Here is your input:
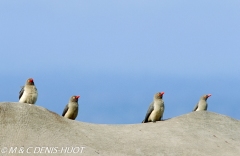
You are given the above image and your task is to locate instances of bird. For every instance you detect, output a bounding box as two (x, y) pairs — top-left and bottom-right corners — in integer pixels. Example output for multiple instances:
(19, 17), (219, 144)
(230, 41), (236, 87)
(19, 78), (38, 104)
(142, 92), (165, 123)
(193, 94), (211, 111)
(62, 95), (80, 120)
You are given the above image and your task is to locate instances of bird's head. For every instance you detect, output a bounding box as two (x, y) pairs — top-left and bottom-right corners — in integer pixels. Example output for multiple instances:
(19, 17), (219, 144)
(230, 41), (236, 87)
(202, 94), (211, 100)
(26, 78), (34, 85)
(71, 95), (80, 102)
(155, 92), (164, 99)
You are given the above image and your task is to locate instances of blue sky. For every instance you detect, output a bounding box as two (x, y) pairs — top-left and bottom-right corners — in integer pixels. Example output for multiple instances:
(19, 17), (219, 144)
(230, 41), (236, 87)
(0, 1), (239, 124)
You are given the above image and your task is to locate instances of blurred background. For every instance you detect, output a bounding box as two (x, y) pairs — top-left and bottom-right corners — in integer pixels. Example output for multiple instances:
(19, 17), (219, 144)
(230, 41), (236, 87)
(0, 0), (239, 124)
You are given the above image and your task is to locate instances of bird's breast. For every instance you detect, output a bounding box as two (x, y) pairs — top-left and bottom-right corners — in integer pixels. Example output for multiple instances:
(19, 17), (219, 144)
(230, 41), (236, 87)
(196, 101), (207, 111)
(154, 100), (164, 110)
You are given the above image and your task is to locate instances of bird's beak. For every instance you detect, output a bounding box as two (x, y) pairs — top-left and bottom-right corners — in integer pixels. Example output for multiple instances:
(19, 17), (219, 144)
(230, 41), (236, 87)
(76, 96), (80, 99)
(207, 94), (212, 97)
(160, 92), (165, 95)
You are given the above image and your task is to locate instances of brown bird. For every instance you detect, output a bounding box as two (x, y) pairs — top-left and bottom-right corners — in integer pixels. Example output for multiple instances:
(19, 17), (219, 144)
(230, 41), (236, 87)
(193, 94), (211, 111)
(62, 95), (80, 120)
(19, 78), (38, 104)
(142, 92), (165, 123)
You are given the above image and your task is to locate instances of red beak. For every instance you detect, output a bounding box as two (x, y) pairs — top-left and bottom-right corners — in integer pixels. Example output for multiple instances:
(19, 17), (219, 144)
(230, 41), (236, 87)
(207, 94), (211, 97)
(76, 96), (80, 99)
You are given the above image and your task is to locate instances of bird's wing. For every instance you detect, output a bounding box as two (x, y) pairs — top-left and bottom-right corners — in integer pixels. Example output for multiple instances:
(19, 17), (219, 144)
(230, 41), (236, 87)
(62, 104), (69, 116)
(193, 103), (199, 111)
(19, 86), (24, 100)
(142, 102), (154, 123)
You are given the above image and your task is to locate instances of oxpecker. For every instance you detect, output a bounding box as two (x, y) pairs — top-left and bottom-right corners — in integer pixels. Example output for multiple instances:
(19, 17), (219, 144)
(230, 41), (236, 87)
(19, 78), (38, 104)
(142, 92), (165, 123)
(193, 94), (211, 111)
(62, 95), (80, 120)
